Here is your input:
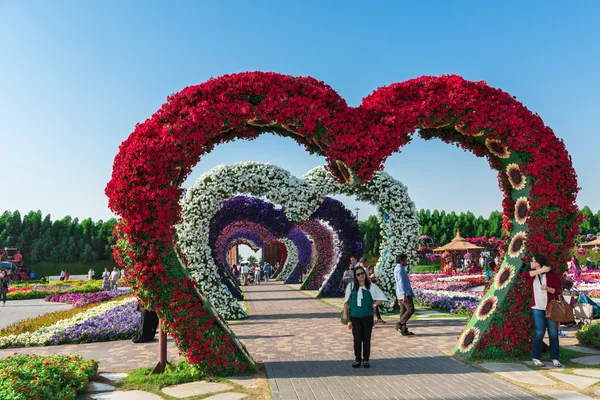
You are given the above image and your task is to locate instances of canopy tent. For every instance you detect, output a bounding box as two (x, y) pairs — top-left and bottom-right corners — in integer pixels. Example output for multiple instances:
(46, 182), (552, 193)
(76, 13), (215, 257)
(434, 230), (484, 274)
(581, 237), (600, 248)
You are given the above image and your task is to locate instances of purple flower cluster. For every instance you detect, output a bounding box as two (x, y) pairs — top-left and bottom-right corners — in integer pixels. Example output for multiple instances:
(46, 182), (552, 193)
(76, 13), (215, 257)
(45, 288), (132, 307)
(413, 289), (479, 316)
(310, 198), (364, 297)
(209, 196), (294, 298)
(50, 301), (140, 344)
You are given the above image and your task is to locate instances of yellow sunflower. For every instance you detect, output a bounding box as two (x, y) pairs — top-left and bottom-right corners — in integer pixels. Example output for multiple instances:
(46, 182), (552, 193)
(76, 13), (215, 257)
(455, 124), (485, 137)
(508, 232), (527, 258)
(506, 163), (527, 190)
(495, 265), (516, 290)
(457, 327), (481, 353)
(514, 197), (530, 225)
(485, 138), (511, 159)
(475, 296), (498, 321)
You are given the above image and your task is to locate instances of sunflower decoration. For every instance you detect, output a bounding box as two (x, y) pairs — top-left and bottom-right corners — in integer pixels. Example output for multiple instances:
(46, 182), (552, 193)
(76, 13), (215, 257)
(506, 163), (527, 191)
(457, 327), (481, 353)
(455, 123), (485, 137)
(475, 296), (498, 321)
(508, 232), (527, 258)
(514, 197), (530, 225)
(485, 138), (511, 159)
(495, 265), (516, 290)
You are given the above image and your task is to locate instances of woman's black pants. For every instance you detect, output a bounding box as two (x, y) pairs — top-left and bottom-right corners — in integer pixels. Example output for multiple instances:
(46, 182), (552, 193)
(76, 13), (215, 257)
(351, 316), (374, 362)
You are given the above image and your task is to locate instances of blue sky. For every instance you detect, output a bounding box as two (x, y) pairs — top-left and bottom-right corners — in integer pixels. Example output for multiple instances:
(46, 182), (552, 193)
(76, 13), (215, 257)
(1, 1), (599, 222)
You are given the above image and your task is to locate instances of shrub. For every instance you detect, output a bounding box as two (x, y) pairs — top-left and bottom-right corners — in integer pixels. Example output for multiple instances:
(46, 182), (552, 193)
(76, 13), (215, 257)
(0, 354), (97, 400)
(576, 322), (600, 349)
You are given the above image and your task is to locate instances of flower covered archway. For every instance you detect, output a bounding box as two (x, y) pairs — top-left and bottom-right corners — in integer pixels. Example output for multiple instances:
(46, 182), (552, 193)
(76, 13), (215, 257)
(107, 72), (580, 369)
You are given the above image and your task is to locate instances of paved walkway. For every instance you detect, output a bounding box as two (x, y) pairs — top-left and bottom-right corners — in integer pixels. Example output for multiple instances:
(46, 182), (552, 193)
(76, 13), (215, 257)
(0, 298), (73, 328)
(231, 282), (536, 399)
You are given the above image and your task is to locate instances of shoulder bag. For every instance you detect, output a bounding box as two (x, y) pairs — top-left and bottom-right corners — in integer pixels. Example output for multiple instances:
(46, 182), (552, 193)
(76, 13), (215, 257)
(540, 275), (574, 323)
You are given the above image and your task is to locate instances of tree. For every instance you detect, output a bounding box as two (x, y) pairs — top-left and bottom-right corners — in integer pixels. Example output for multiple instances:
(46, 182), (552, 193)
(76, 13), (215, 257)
(358, 215), (381, 258)
(247, 255), (258, 265)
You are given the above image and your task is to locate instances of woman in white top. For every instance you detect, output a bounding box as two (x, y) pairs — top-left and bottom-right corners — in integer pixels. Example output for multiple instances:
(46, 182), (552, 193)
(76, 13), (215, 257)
(529, 254), (563, 367)
(343, 266), (387, 368)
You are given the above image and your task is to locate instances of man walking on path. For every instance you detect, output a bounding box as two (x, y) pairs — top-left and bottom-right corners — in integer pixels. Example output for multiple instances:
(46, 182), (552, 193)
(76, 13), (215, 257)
(241, 264), (249, 285)
(110, 267), (120, 290)
(394, 254), (415, 336)
(263, 262), (272, 282)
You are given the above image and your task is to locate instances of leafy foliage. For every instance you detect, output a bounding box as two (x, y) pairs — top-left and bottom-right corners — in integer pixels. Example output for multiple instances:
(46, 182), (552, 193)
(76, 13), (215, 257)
(0, 354), (97, 400)
(0, 210), (116, 264)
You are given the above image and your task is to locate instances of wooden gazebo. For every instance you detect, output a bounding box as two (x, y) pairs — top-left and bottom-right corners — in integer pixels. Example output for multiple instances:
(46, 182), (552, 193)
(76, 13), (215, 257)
(434, 230), (484, 274)
(582, 237), (600, 248)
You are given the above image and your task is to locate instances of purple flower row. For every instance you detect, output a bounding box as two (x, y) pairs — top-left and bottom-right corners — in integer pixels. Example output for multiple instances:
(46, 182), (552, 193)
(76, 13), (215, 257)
(50, 301), (140, 345)
(45, 288), (132, 307)
(413, 289), (479, 316)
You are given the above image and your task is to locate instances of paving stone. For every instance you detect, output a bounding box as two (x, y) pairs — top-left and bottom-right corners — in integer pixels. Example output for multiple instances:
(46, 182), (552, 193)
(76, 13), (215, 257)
(596, 389), (600, 396)
(572, 369), (600, 378)
(90, 391), (163, 400)
(99, 373), (128, 382)
(535, 387), (594, 399)
(85, 382), (116, 393)
(204, 393), (248, 400)
(226, 376), (259, 389)
(480, 363), (556, 386)
(548, 372), (599, 389)
(572, 355), (600, 366)
(563, 346), (600, 355)
(161, 381), (232, 398)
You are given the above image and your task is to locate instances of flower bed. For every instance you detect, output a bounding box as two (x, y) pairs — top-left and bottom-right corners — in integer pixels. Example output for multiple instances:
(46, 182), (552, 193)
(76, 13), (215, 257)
(7, 281), (104, 300)
(0, 297), (137, 348)
(414, 289), (481, 317)
(0, 354), (98, 400)
(45, 288), (132, 307)
(575, 322), (600, 349)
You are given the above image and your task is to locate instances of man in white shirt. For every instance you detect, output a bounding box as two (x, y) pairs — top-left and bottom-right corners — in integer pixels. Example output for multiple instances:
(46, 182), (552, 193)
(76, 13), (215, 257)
(110, 267), (120, 290)
(241, 264), (249, 286)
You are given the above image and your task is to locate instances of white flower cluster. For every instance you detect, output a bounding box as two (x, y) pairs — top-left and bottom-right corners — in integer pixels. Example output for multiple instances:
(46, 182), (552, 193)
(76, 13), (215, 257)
(437, 274), (484, 282)
(276, 238), (299, 281)
(304, 166), (420, 311)
(178, 162), (323, 319)
(0, 298), (135, 348)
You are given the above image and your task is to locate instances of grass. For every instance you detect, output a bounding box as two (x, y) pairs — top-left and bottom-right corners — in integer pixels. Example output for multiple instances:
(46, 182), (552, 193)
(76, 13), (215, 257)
(104, 361), (272, 400)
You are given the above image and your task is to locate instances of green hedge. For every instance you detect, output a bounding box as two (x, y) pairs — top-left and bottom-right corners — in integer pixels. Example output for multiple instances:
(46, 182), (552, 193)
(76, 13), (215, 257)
(0, 354), (98, 400)
(413, 265), (441, 273)
(29, 260), (118, 277)
(576, 322), (600, 349)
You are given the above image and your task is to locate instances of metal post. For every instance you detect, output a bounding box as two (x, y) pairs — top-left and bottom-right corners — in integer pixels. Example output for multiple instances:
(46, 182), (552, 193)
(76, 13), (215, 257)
(151, 319), (168, 374)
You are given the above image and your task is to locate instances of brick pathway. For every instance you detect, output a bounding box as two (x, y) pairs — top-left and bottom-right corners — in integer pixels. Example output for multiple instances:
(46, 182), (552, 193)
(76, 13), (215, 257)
(231, 282), (537, 399)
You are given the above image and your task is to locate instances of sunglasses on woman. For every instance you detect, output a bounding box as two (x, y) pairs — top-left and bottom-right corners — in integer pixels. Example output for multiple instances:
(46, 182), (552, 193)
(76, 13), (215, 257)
(356, 272), (365, 277)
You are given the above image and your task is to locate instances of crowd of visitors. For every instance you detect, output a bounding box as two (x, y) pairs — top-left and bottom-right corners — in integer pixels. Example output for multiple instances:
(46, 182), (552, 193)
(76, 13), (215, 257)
(232, 262), (274, 285)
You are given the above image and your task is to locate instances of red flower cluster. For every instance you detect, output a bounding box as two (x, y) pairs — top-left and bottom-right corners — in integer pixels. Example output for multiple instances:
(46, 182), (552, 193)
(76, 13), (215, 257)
(106, 72), (579, 364)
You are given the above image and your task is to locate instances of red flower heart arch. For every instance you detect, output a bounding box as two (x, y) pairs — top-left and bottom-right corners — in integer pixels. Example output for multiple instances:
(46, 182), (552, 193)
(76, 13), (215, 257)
(106, 72), (580, 371)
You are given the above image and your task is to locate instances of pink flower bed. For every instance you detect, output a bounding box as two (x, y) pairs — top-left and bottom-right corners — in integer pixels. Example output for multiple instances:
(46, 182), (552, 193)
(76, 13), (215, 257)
(45, 288), (132, 307)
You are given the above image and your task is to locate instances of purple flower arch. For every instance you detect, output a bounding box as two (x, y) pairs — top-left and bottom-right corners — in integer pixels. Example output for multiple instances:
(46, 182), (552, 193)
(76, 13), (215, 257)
(310, 197), (364, 297)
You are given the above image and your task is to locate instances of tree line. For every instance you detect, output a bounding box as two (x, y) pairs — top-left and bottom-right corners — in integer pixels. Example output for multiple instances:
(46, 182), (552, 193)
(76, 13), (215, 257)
(0, 210), (116, 265)
(3, 206), (599, 266)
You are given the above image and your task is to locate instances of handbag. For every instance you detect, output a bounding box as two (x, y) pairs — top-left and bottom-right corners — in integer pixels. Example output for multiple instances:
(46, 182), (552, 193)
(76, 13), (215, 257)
(539, 276), (574, 323)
